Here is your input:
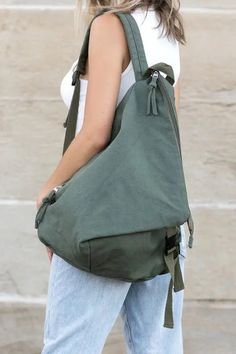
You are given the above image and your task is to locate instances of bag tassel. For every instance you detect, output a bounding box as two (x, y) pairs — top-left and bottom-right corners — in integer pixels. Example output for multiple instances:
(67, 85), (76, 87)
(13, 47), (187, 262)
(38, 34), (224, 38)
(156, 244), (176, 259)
(146, 71), (159, 116)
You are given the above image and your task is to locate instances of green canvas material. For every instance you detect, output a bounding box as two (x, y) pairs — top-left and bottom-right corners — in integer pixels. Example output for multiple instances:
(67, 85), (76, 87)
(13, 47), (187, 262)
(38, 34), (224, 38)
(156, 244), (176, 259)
(35, 10), (195, 328)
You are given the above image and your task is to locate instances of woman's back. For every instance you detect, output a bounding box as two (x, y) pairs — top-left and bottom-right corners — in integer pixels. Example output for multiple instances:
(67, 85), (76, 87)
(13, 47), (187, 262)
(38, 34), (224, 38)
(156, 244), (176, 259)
(60, 5), (180, 134)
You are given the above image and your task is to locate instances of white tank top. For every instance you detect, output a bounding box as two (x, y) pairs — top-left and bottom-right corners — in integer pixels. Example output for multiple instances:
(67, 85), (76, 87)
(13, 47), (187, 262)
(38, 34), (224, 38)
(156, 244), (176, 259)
(60, 7), (180, 135)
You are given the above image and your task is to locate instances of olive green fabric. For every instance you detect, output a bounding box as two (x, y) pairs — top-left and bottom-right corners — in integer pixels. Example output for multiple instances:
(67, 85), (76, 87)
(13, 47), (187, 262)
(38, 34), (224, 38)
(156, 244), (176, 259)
(35, 10), (194, 328)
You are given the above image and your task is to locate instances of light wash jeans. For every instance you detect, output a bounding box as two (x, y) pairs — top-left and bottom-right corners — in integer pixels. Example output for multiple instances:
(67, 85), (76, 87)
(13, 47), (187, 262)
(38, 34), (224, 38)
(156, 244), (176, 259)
(41, 225), (187, 354)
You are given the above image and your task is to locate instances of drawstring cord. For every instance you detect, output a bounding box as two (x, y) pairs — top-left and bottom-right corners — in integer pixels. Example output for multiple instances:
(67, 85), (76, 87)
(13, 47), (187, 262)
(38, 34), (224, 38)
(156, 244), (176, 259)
(146, 71), (159, 116)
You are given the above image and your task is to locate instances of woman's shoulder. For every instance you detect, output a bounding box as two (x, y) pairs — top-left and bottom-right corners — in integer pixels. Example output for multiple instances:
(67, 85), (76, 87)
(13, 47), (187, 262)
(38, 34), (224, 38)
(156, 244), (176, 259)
(89, 11), (129, 63)
(90, 11), (125, 39)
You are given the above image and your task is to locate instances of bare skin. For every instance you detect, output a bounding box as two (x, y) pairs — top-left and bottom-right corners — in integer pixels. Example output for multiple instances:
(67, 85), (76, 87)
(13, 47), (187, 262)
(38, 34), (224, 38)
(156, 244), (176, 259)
(36, 13), (181, 263)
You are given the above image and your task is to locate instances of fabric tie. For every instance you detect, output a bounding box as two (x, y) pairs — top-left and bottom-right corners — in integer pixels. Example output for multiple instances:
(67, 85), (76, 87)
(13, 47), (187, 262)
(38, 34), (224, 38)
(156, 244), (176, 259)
(163, 228), (185, 328)
(146, 71), (159, 116)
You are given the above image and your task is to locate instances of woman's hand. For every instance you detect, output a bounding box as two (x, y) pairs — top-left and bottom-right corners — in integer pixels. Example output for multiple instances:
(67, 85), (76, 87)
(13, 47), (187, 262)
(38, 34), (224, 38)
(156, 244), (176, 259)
(36, 193), (44, 210)
(36, 183), (56, 209)
(46, 247), (54, 263)
(36, 188), (54, 263)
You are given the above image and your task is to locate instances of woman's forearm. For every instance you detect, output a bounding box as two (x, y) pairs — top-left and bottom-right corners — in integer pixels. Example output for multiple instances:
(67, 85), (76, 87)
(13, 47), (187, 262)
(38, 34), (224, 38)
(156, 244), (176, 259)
(38, 130), (107, 195)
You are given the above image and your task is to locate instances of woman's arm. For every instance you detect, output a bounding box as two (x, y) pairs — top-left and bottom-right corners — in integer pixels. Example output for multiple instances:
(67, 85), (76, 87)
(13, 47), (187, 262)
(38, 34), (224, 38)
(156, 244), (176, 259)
(36, 13), (128, 207)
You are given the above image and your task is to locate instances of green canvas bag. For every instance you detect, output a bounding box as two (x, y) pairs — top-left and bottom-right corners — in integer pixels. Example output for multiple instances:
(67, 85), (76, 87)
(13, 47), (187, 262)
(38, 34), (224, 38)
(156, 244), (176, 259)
(35, 9), (194, 328)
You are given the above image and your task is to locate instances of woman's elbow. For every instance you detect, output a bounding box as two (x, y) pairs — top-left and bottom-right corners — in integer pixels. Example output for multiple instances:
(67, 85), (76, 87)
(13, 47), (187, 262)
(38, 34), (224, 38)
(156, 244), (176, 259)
(79, 129), (110, 152)
(92, 136), (109, 151)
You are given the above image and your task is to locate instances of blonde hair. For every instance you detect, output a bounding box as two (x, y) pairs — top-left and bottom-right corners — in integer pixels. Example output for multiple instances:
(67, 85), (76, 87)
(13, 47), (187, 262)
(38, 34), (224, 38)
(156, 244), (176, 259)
(75, 0), (186, 45)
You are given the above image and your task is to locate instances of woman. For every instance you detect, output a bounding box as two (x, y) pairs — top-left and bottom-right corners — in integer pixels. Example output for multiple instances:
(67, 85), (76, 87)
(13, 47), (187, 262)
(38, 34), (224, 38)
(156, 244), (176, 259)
(36, 1), (187, 353)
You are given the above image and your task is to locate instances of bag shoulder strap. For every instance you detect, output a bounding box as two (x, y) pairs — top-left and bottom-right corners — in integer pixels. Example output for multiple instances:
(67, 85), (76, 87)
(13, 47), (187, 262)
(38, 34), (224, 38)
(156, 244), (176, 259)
(62, 9), (107, 154)
(73, 10), (151, 85)
(62, 10), (175, 154)
(62, 10), (149, 154)
(117, 13), (175, 84)
(76, 11), (150, 83)
(115, 12), (148, 81)
(115, 13), (175, 84)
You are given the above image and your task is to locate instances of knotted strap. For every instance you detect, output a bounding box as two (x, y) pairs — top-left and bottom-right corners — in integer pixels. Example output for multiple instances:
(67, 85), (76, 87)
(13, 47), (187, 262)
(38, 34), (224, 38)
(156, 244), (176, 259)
(163, 227), (185, 328)
(187, 212), (194, 248)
